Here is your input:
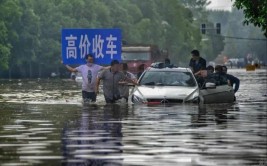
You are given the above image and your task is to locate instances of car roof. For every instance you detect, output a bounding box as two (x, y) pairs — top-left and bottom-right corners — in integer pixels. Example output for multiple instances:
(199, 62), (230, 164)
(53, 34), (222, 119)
(145, 67), (192, 73)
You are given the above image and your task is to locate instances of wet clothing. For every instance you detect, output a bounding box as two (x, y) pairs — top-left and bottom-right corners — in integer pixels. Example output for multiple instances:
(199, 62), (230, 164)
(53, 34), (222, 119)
(98, 69), (127, 103)
(205, 72), (228, 86)
(189, 57), (206, 73)
(119, 71), (136, 101)
(226, 74), (240, 93)
(82, 91), (96, 102)
(75, 64), (103, 93)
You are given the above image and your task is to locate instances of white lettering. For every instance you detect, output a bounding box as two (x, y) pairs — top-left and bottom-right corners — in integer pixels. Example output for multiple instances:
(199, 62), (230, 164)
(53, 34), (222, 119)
(65, 35), (77, 59)
(106, 35), (117, 59)
(92, 35), (104, 59)
(79, 34), (91, 59)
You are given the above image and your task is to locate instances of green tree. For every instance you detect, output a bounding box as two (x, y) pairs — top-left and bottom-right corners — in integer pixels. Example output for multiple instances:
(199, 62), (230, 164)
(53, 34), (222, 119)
(233, 0), (267, 37)
(0, 0), (214, 78)
(0, 0), (21, 70)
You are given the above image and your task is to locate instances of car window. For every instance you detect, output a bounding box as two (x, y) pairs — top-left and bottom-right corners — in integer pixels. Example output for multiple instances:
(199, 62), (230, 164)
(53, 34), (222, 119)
(139, 71), (196, 87)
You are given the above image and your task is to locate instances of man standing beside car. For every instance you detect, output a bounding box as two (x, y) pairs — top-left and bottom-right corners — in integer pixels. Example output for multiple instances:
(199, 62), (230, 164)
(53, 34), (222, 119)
(96, 60), (138, 104)
(189, 49), (206, 74)
(189, 50), (207, 87)
(119, 63), (138, 102)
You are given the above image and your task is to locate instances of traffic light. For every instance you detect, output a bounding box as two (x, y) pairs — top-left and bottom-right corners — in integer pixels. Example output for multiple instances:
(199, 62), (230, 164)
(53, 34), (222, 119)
(216, 23), (221, 34)
(201, 24), (206, 34)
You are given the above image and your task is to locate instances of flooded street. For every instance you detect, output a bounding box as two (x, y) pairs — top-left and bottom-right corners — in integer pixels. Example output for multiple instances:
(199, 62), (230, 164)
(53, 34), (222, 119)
(0, 69), (266, 166)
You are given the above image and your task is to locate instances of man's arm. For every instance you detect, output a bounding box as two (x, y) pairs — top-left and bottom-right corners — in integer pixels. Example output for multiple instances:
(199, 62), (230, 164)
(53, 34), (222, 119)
(100, 66), (111, 70)
(95, 70), (105, 94)
(232, 76), (240, 93)
(194, 70), (201, 76)
(95, 77), (101, 94)
(124, 75), (138, 85)
(61, 61), (78, 72)
(129, 73), (138, 83)
(65, 64), (78, 72)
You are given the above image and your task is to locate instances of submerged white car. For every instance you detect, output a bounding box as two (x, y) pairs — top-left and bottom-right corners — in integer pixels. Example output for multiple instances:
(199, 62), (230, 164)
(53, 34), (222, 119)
(130, 65), (235, 105)
(130, 67), (199, 104)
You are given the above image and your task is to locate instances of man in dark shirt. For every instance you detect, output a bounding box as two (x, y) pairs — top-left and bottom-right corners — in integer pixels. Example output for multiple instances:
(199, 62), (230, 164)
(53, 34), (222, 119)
(189, 50), (206, 87)
(189, 50), (206, 74)
(222, 65), (240, 93)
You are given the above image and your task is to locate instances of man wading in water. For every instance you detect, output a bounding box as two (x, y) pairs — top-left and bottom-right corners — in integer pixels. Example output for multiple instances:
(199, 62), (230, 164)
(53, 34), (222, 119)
(96, 60), (138, 104)
(63, 54), (109, 102)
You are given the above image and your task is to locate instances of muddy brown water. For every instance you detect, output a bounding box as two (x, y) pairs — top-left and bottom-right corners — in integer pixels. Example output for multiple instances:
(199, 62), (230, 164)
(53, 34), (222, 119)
(0, 69), (266, 166)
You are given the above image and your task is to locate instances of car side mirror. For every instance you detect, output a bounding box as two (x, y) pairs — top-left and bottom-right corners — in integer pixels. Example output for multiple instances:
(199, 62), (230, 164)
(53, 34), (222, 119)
(205, 82), (216, 89)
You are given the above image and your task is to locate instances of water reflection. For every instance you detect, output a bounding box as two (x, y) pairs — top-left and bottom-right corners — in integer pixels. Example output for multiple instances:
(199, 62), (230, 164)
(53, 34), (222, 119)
(0, 69), (266, 166)
(62, 104), (129, 165)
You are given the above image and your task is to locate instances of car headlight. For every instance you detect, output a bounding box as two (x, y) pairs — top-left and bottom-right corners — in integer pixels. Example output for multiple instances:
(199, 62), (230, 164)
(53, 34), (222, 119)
(131, 94), (146, 104)
(185, 89), (199, 103)
(130, 87), (147, 104)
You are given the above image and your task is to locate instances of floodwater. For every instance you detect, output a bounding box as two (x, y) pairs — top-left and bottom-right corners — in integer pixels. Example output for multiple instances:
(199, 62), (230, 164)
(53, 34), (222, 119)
(0, 69), (266, 166)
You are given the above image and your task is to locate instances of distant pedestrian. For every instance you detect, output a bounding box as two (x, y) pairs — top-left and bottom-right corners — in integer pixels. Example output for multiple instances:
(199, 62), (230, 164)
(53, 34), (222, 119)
(63, 54), (109, 102)
(164, 58), (174, 68)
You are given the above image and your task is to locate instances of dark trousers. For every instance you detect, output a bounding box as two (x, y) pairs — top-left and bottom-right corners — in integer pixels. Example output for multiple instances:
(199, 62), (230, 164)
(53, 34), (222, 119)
(82, 91), (96, 102)
(104, 95), (121, 104)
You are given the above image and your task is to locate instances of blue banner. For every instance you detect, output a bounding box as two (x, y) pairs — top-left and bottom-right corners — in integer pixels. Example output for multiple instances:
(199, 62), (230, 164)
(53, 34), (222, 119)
(62, 29), (122, 65)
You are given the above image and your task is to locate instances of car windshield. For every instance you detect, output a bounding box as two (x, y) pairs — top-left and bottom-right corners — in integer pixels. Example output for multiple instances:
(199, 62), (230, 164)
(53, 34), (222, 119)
(139, 71), (196, 87)
(122, 52), (150, 61)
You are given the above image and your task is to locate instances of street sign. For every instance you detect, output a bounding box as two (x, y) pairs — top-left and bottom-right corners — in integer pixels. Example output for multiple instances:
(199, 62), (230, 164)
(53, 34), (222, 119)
(62, 29), (122, 65)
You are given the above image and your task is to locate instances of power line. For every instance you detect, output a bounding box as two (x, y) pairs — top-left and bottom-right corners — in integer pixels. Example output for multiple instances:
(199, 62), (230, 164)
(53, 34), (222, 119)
(223, 35), (266, 41)
(206, 34), (267, 41)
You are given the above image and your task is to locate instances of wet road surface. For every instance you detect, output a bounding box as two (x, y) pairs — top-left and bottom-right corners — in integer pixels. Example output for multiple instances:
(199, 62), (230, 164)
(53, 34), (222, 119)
(0, 69), (266, 166)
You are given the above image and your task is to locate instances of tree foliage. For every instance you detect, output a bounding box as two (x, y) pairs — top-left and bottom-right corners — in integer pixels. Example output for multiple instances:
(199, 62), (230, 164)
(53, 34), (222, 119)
(208, 9), (266, 64)
(0, 0), (226, 78)
(233, 0), (267, 37)
(0, 0), (21, 70)
(0, 0), (212, 78)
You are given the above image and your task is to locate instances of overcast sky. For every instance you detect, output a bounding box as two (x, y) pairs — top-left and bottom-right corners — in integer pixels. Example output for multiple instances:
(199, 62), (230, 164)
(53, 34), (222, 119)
(206, 0), (234, 11)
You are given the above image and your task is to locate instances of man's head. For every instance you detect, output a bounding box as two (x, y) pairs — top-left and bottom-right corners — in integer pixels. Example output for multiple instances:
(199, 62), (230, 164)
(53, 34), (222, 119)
(165, 58), (170, 65)
(191, 50), (200, 60)
(85, 54), (94, 64)
(122, 63), (128, 72)
(215, 65), (223, 73)
(222, 65), (227, 74)
(206, 65), (214, 74)
(138, 64), (145, 72)
(111, 60), (120, 72)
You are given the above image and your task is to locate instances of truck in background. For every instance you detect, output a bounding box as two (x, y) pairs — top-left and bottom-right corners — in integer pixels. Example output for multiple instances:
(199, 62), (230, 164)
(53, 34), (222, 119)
(121, 45), (168, 74)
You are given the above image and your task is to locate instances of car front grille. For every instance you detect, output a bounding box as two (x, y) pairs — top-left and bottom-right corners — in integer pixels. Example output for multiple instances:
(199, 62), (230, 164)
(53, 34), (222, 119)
(146, 99), (184, 103)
